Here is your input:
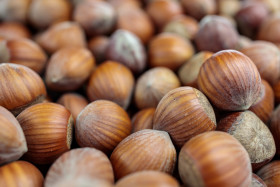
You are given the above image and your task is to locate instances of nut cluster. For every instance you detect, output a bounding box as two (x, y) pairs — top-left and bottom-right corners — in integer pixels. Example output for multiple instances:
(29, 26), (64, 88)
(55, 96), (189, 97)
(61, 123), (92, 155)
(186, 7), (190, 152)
(0, 0), (280, 187)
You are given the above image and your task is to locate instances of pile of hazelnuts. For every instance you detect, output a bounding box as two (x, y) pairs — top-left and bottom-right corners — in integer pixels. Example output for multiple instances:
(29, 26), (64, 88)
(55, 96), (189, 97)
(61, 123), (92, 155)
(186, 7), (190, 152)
(0, 0), (280, 186)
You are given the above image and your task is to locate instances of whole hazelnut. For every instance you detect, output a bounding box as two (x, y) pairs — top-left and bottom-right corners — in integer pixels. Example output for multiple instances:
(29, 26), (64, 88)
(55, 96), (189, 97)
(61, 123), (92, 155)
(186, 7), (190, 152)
(257, 161), (280, 186)
(116, 7), (154, 44)
(179, 131), (252, 187)
(0, 22), (30, 40)
(45, 148), (114, 187)
(148, 33), (194, 70)
(251, 173), (267, 187)
(76, 100), (131, 154)
(153, 87), (216, 148)
(241, 41), (280, 85)
(146, 0), (183, 29)
(16, 103), (74, 164)
(0, 38), (47, 74)
(194, 15), (239, 52)
(273, 80), (280, 104)
(28, 0), (71, 29)
(258, 14), (280, 44)
(88, 36), (109, 63)
(106, 29), (147, 74)
(269, 105), (280, 156)
(197, 50), (262, 111)
(87, 61), (134, 109)
(0, 106), (27, 165)
(74, 0), (116, 36)
(45, 47), (95, 91)
(0, 0), (31, 23)
(131, 108), (155, 132)
(0, 63), (46, 115)
(36, 21), (86, 54)
(57, 93), (88, 125)
(217, 111), (276, 170)
(178, 51), (213, 88)
(110, 129), (176, 179)
(181, 0), (217, 20)
(0, 161), (43, 187)
(163, 15), (199, 40)
(115, 171), (179, 187)
(134, 67), (180, 109)
(235, 2), (269, 38)
(249, 80), (274, 124)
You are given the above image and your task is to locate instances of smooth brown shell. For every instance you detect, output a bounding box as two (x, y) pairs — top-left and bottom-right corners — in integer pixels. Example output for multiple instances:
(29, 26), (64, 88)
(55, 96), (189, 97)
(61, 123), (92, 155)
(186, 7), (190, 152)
(179, 131), (252, 187)
(197, 50), (262, 111)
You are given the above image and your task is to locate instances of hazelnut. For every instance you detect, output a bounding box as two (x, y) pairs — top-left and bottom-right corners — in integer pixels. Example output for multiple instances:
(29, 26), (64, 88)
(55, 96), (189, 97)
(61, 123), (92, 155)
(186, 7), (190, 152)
(258, 14), (280, 44)
(273, 80), (280, 104)
(248, 0), (280, 13)
(235, 2), (269, 38)
(57, 93), (88, 125)
(146, 0), (183, 29)
(131, 108), (155, 132)
(194, 15), (239, 52)
(181, 0), (217, 20)
(269, 105), (280, 156)
(88, 36), (109, 63)
(0, 106), (27, 165)
(217, 0), (241, 17)
(116, 7), (154, 44)
(28, 0), (71, 29)
(178, 51), (213, 88)
(110, 129), (176, 179)
(108, 0), (142, 9)
(0, 22), (30, 40)
(36, 21), (86, 54)
(47, 179), (113, 187)
(0, 38), (47, 74)
(45, 47), (95, 91)
(217, 111), (276, 170)
(162, 15), (199, 40)
(0, 0), (31, 23)
(73, 0), (116, 36)
(115, 171), (179, 187)
(106, 29), (147, 74)
(179, 131), (252, 187)
(0, 161), (43, 187)
(16, 103), (74, 164)
(134, 67), (180, 109)
(76, 100), (131, 154)
(45, 148), (114, 187)
(153, 87), (216, 147)
(251, 173), (267, 187)
(197, 50), (262, 111)
(241, 40), (280, 85)
(0, 63), (46, 115)
(87, 61), (135, 109)
(257, 161), (280, 186)
(249, 80), (274, 124)
(148, 33), (194, 70)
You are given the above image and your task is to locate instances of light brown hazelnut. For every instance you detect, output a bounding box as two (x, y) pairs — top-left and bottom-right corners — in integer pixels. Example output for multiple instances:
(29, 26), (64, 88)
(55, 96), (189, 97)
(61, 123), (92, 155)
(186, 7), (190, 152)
(181, 0), (217, 20)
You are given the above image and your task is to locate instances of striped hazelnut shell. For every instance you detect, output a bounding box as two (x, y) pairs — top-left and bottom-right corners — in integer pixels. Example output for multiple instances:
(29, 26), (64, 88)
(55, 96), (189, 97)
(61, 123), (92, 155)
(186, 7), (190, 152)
(0, 38), (47, 74)
(197, 50), (262, 111)
(0, 63), (46, 115)
(257, 161), (280, 187)
(217, 110), (276, 170)
(134, 67), (180, 109)
(87, 61), (134, 109)
(110, 129), (176, 180)
(249, 79), (274, 124)
(115, 171), (179, 187)
(131, 108), (155, 133)
(75, 100), (131, 154)
(0, 161), (43, 187)
(153, 86), (216, 148)
(0, 106), (27, 165)
(45, 47), (95, 91)
(179, 131), (252, 187)
(45, 148), (114, 187)
(16, 102), (73, 164)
